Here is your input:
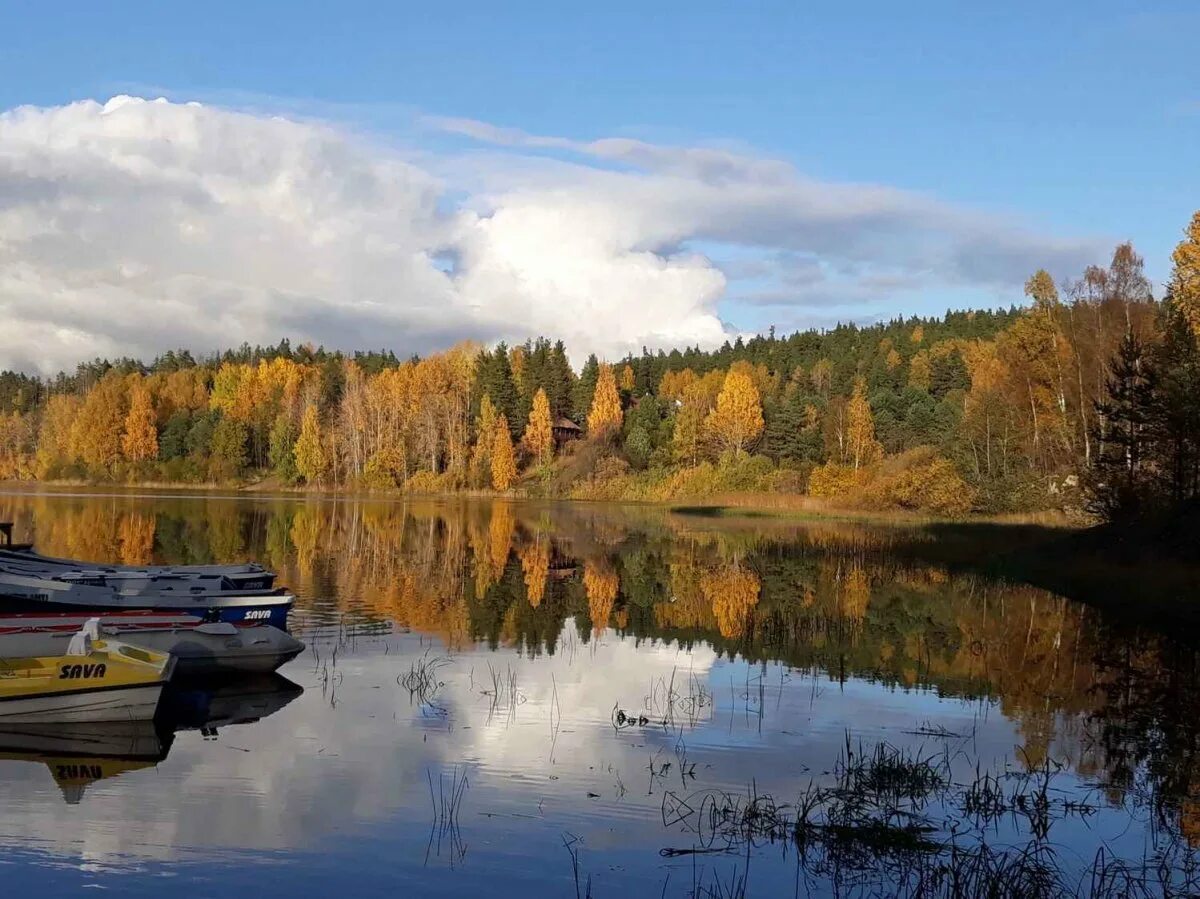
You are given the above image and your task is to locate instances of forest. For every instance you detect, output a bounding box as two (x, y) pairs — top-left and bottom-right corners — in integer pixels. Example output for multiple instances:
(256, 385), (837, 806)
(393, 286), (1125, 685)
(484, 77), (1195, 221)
(0, 211), (1197, 520)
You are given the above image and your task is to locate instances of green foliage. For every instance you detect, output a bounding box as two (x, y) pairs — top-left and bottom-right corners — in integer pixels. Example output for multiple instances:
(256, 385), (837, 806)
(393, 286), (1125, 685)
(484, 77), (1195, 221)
(573, 354), (600, 425)
(624, 425), (652, 470)
(159, 411), (192, 461)
(208, 415), (248, 481)
(475, 343), (521, 436)
(268, 413), (299, 484)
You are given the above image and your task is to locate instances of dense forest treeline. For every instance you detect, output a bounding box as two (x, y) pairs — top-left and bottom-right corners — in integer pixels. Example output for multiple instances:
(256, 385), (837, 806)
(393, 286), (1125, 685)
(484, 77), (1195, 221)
(1, 211), (1198, 518)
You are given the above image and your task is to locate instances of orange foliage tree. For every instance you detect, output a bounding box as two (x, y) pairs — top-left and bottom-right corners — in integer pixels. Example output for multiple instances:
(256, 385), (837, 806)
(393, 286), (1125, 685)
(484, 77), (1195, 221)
(700, 565), (761, 639)
(583, 559), (619, 635)
(705, 368), (764, 457)
(586, 363), (622, 437)
(122, 377), (158, 463)
(491, 414), (517, 491)
(522, 388), (553, 463)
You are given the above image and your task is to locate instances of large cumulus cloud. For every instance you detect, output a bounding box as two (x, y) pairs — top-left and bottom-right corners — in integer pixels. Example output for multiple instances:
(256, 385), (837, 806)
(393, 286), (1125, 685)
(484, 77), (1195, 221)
(0, 97), (1104, 374)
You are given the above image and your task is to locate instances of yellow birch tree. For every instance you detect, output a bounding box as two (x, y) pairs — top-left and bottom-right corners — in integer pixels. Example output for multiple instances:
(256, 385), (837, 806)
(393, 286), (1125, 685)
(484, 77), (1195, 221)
(122, 377), (159, 463)
(846, 377), (881, 471)
(1171, 210), (1200, 337)
(294, 404), (327, 485)
(704, 369), (764, 456)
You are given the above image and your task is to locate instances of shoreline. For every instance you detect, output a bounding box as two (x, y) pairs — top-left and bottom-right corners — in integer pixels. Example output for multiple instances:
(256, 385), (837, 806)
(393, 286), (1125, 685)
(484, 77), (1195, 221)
(0, 478), (1086, 528)
(1, 481), (1197, 639)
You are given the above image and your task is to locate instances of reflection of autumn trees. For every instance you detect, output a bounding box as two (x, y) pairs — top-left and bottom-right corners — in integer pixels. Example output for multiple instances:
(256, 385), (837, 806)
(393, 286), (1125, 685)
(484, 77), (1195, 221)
(583, 559), (619, 635)
(117, 512), (156, 565)
(9, 494), (1200, 830)
(840, 565), (871, 623)
(700, 564), (761, 638)
(519, 535), (550, 608)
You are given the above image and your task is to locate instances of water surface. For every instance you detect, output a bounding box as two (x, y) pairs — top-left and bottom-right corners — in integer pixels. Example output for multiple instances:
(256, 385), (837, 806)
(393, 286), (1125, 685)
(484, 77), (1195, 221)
(0, 491), (1197, 897)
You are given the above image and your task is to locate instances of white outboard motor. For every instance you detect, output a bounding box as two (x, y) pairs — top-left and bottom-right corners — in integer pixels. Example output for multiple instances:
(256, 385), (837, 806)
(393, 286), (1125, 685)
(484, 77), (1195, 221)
(66, 617), (103, 656)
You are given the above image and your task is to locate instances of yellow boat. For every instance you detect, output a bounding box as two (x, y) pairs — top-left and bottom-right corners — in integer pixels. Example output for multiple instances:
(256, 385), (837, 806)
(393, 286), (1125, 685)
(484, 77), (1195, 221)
(0, 635), (176, 724)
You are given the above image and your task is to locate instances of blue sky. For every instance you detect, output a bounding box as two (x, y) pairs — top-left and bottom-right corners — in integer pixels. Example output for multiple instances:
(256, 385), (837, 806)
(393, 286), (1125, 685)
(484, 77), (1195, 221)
(0, 1), (1196, 368)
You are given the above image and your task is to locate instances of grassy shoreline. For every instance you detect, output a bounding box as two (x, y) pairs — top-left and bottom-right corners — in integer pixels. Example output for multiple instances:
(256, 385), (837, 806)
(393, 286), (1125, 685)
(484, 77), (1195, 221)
(0, 477), (1085, 526)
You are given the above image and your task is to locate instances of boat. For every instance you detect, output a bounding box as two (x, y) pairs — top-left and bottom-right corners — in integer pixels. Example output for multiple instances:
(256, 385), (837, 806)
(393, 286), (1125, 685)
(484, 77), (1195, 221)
(0, 523), (292, 627)
(159, 672), (304, 732)
(0, 623), (176, 724)
(0, 612), (305, 676)
(0, 721), (170, 803)
(0, 570), (294, 629)
(0, 522), (275, 590)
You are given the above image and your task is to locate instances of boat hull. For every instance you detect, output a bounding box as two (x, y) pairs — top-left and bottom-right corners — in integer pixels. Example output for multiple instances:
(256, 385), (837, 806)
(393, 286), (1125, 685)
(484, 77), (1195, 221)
(0, 614), (305, 677)
(0, 682), (166, 724)
(0, 593), (293, 630)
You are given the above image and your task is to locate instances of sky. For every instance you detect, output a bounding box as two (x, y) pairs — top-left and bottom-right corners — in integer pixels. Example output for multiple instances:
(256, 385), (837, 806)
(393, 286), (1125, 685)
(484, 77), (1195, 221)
(0, 1), (1196, 373)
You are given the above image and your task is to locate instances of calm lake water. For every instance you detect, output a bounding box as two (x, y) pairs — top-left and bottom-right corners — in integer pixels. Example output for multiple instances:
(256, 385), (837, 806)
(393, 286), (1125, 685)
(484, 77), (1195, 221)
(0, 490), (1198, 897)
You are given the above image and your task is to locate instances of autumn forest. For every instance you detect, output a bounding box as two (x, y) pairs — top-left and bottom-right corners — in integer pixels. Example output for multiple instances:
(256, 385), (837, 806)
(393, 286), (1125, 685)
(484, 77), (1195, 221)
(1, 211), (1198, 520)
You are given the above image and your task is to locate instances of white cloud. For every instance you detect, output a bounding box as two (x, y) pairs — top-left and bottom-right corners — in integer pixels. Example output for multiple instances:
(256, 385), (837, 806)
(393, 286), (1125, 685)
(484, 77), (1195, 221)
(0, 97), (1106, 374)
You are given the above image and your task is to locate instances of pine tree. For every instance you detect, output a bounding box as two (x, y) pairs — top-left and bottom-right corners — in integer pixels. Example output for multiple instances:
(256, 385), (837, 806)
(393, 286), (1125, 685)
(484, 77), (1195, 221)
(523, 388), (553, 463)
(491, 414), (517, 490)
(547, 340), (575, 420)
(479, 344), (520, 435)
(763, 389), (822, 464)
(573, 354), (600, 422)
(122, 378), (158, 463)
(294, 404), (327, 485)
(1091, 332), (1158, 519)
(587, 363), (623, 437)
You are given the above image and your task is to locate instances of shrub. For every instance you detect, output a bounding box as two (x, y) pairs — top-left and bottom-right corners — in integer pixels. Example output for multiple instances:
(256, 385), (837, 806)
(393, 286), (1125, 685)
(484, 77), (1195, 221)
(865, 447), (976, 516)
(808, 463), (862, 499)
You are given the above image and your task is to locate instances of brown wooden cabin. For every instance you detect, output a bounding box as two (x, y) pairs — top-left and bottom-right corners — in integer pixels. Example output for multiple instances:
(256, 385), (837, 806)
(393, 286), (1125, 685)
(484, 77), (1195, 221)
(552, 417), (583, 446)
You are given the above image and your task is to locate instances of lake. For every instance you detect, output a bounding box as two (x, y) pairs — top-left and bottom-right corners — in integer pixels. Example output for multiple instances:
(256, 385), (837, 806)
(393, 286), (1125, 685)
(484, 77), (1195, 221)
(0, 490), (1197, 897)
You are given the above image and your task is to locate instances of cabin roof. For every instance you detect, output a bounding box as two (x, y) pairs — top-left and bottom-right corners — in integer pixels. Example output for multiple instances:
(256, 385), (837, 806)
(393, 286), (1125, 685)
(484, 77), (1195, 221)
(553, 417), (582, 431)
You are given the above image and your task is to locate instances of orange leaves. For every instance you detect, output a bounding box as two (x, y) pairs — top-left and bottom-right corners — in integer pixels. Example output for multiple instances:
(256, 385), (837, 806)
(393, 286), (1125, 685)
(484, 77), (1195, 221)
(69, 371), (128, 473)
(117, 512), (156, 566)
(700, 565), (760, 639)
(586, 363), (623, 437)
(1024, 269), (1060, 311)
(583, 558), (619, 634)
(620, 364), (636, 392)
(1172, 210), (1200, 338)
(846, 377), (881, 471)
(840, 566), (871, 623)
(490, 414), (517, 491)
(519, 535), (550, 608)
(704, 368), (764, 457)
(522, 388), (554, 463)
(909, 351), (932, 391)
(122, 376), (158, 463)
(294, 404), (327, 485)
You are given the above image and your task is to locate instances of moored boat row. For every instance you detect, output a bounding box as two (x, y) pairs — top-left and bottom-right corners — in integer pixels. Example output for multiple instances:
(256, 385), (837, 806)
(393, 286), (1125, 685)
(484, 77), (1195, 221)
(0, 521), (294, 628)
(0, 522), (304, 729)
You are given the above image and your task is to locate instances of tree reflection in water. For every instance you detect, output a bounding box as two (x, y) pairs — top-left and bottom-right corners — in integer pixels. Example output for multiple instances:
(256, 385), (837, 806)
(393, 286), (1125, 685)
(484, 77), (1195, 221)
(3, 493), (1200, 884)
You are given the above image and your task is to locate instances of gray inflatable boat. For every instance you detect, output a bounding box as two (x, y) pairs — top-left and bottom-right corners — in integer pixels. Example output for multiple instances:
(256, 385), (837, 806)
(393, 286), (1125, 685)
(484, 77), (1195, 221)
(0, 613), (304, 676)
